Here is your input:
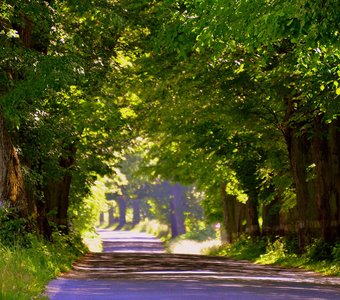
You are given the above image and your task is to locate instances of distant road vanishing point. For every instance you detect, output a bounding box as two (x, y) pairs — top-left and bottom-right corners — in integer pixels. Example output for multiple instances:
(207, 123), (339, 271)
(45, 229), (340, 299)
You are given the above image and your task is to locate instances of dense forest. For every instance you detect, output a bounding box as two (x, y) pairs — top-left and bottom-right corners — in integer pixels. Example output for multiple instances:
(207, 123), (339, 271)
(1, 0), (340, 252)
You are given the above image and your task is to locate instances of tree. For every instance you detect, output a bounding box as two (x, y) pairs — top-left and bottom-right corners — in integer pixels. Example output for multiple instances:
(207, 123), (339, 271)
(0, 0), (135, 237)
(129, 0), (340, 247)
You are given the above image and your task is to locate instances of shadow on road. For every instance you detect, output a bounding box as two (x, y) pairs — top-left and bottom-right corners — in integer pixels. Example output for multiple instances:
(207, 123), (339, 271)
(46, 229), (340, 300)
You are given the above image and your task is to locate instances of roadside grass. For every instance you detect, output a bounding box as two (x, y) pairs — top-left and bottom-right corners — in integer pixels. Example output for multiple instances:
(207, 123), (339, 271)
(0, 233), (87, 299)
(204, 236), (340, 277)
(133, 218), (171, 242)
(133, 219), (221, 254)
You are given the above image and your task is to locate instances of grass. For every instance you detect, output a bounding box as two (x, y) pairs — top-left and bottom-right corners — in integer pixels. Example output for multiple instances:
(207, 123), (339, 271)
(204, 236), (340, 276)
(133, 219), (171, 242)
(0, 233), (87, 299)
(133, 219), (221, 254)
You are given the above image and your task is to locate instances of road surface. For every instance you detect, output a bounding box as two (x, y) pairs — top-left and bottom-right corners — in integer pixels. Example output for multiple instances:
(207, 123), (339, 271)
(45, 229), (340, 299)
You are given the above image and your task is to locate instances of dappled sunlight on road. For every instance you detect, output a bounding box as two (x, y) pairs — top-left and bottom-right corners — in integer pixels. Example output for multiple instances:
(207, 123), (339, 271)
(65, 252), (340, 286)
(46, 230), (340, 299)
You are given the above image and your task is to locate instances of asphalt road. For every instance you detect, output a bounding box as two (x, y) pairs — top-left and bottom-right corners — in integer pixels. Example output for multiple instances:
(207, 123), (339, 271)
(45, 229), (340, 299)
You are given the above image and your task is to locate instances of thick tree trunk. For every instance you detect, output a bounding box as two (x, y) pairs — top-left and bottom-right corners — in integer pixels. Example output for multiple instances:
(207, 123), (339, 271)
(312, 116), (331, 241)
(245, 193), (260, 238)
(283, 100), (340, 246)
(44, 174), (72, 233)
(235, 200), (247, 236)
(0, 114), (28, 217)
(169, 183), (186, 238)
(221, 183), (247, 243)
(329, 119), (340, 240)
(284, 100), (318, 249)
(43, 145), (76, 234)
(312, 116), (340, 242)
(262, 196), (282, 237)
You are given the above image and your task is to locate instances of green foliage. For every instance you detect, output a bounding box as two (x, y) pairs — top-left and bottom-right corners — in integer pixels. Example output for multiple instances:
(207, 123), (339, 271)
(206, 236), (340, 276)
(305, 239), (334, 262)
(0, 209), (31, 247)
(332, 243), (340, 262)
(0, 232), (87, 299)
(69, 177), (110, 235)
(174, 224), (216, 242)
(0, 0), (142, 238)
(257, 237), (298, 264)
(208, 236), (267, 260)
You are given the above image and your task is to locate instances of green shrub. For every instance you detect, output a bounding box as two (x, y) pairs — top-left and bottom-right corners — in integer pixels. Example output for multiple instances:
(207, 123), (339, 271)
(181, 226), (216, 242)
(0, 209), (31, 247)
(207, 235), (267, 260)
(305, 239), (333, 262)
(0, 232), (87, 299)
(257, 237), (295, 264)
(205, 235), (340, 276)
(332, 242), (340, 262)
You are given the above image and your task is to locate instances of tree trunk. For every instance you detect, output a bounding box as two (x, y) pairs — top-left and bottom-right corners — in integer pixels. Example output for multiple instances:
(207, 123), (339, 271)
(328, 118), (340, 241)
(169, 183), (186, 238)
(262, 195), (282, 237)
(132, 199), (141, 226)
(245, 193), (260, 238)
(235, 200), (247, 237)
(108, 206), (116, 226)
(0, 114), (28, 217)
(220, 183), (247, 242)
(312, 116), (340, 242)
(44, 174), (72, 233)
(116, 196), (126, 229)
(284, 100), (318, 249)
(99, 211), (105, 225)
(43, 145), (76, 234)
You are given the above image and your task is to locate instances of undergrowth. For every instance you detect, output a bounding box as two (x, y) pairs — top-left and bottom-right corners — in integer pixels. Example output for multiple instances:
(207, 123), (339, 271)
(205, 236), (340, 276)
(0, 231), (87, 299)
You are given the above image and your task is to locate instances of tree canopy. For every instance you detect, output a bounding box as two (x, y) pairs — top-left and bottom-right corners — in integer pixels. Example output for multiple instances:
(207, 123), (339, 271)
(0, 0), (339, 248)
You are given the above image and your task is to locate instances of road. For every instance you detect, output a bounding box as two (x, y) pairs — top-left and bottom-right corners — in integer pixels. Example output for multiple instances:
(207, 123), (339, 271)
(45, 229), (340, 299)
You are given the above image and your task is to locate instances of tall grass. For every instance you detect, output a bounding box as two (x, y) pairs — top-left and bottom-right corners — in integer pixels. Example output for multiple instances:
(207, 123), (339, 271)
(0, 233), (87, 299)
(205, 236), (340, 276)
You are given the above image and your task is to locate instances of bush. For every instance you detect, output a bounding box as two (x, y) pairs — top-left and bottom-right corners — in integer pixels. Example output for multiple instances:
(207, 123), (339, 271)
(257, 237), (298, 264)
(332, 242), (340, 262)
(207, 235), (267, 260)
(0, 209), (31, 247)
(305, 239), (333, 262)
(181, 226), (216, 242)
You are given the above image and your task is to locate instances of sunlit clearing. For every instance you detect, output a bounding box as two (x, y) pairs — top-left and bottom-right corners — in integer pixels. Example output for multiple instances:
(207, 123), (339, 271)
(82, 231), (102, 252)
(169, 239), (221, 255)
